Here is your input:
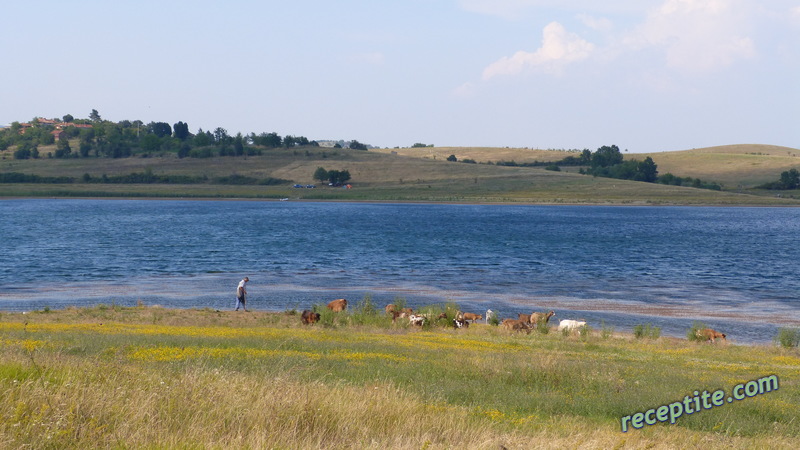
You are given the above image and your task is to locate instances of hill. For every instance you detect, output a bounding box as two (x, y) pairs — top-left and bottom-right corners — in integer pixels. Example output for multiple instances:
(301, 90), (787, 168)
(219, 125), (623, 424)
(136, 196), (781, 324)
(1, 143), (799, 205)
(636, 144), (800, 188)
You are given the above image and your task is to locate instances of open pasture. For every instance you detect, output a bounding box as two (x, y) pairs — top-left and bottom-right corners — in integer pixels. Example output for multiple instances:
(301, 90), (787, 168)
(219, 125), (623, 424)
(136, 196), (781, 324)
(1, 305), (798, 448)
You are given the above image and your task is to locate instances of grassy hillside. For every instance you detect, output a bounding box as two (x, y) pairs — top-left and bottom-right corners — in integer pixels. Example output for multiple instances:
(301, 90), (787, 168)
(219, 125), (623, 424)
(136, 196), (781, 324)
(636, 144), (800, 188)
(2, 143), (799, 205)
(1, 305), (798, 448)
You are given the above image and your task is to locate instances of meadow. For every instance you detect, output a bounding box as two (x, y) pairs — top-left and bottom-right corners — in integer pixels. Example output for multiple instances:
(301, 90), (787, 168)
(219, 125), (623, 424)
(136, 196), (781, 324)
(2, 144), (800, 205)
(1, 304), (798, 449)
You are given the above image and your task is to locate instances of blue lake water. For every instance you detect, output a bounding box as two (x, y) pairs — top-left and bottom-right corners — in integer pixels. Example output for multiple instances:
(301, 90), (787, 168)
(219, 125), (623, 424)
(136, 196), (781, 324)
(1, 199), (798, 344)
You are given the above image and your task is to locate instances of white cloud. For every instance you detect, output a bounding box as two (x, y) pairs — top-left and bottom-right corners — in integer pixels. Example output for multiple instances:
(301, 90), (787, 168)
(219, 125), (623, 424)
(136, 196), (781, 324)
(578, 14), (614, 32)
(482, 22), (594, 79)
(452, 82), (476, 98)
(623, 0), (756, 73)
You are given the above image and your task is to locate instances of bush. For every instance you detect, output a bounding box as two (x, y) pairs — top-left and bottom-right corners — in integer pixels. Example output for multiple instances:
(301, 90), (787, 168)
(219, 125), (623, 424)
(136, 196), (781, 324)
(687, 321), (707, 342)
(634, 323), (661, 339)
(487, 310), (499, 326)
(600, 320), (614, 339)
(774, 328), (800, 349)
(351, 294), (387, 326)
(579, 325), (592, 341)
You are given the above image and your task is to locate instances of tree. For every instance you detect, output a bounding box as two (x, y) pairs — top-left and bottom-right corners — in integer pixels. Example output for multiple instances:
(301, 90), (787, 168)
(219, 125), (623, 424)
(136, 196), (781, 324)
(140, 134), (162, 152)
(591, 145), (623, 168)
(447, 154), (457, 162)
(234, 133), (244, 156)
(193, 128), (211, 147)
(149, 122), (172, 138)
(313, 167), (328, 182)
(636, 157), (658, 182)
(89, 109), (102, 122)
(780, 169), (800, 190)
(213, 127), (229, 144)
(326, 169), (351, 185)
(63, 114), (74, 123)
(55, 137), (72, 158)
(349, 140), (368, 150)
(173, 121), (190, 140)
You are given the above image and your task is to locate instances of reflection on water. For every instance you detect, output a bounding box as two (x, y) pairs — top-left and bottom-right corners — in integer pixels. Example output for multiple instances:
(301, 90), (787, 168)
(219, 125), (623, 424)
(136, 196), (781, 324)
(1, 199), (799, 344)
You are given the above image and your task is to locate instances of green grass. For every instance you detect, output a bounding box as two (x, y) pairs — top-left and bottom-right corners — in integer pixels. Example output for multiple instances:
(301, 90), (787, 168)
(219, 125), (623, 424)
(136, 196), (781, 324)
(1, 305), (799, 448)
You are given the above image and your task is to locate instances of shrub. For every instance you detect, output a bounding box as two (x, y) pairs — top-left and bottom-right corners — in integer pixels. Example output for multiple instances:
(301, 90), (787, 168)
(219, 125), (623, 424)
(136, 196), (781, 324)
(535, 317), (550, 334)
(600, 320), (614, 339)
(774, 328), (800, 349)
(687, 321), (707, 342)
(487, 310), (499, 326)
(634, 323), (661, 339)
(579, 324), (591, 341)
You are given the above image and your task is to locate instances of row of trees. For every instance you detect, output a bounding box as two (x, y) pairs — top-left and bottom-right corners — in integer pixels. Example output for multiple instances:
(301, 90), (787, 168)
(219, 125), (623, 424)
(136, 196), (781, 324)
(313, 167), (352, 185)
(0, 110), (370, 160)
(455, 144), (727, 190)
(759, 169), (800, 190)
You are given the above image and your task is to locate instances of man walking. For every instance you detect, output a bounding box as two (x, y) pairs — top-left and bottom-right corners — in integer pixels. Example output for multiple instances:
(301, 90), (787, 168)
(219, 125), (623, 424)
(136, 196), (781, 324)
(235, 277), (249, 311)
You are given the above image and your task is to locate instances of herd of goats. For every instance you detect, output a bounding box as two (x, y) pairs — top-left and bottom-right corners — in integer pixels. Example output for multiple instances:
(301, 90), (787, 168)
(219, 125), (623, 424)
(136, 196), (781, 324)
(298, 298), (727, 343)
(300, 298), (587, 334)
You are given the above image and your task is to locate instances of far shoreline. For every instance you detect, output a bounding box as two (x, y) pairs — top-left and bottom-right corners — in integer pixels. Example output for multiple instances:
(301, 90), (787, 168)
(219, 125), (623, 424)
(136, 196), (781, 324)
(2, 195), (799, 208)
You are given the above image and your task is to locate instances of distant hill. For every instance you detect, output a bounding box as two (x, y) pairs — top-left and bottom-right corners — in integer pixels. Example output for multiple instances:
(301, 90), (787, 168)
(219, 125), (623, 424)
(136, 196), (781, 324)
(636, 144), (800, 188)
(372, 144), (800, 190)
(1, 142), (799, 205)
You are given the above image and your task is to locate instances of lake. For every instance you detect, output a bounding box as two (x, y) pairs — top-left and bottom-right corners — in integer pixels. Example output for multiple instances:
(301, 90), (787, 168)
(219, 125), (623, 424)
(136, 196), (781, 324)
(1, 199), (798, 344)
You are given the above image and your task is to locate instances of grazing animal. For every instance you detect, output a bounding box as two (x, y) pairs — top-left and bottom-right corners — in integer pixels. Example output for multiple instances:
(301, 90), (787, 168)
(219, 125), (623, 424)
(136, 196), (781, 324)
(518, 313), (531, 323)
(502, 319), (532, 334)
(300, 310), (320, 325)
(437, 312), (449, 320)
(453, 318), (470, 328)
(400, 308), (414, 316)
(529, 311), (556, 327)
(697, 328), (726, 343)
(408, 314), (425, 326)
(462, 312), (483, 323)
(557, 319), (586, 332)
(385, 304), (396, 314)
(326, 298), (348, 312)
(485, 309), (494, 324)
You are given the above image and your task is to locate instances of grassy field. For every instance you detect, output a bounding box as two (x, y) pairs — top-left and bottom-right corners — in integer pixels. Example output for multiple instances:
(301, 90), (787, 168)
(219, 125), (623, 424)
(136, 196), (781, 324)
(1, 304), (798, 449)
(2, 144), (800, 205)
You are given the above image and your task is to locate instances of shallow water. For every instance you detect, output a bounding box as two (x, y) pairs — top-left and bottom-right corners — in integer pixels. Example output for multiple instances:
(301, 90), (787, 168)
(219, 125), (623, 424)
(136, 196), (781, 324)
(1, 199), (798, 344)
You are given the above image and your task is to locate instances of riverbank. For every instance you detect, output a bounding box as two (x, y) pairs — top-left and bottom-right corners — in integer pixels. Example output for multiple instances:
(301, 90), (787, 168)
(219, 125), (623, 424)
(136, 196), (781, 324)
(1, 305), (798, 448)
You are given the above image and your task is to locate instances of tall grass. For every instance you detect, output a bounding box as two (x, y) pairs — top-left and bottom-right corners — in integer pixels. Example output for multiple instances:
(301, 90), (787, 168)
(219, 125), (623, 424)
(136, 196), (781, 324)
(1, 306), (799, 448)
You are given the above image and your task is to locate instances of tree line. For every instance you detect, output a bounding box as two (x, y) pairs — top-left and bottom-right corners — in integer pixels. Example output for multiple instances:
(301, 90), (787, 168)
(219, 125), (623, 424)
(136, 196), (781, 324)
(0, 110), (370, 160)
(0, 170), (289, 186)
(455, 145), (721, 190)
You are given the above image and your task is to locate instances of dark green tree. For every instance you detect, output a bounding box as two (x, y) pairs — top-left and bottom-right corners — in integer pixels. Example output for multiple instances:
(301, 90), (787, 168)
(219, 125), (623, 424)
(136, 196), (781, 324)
(55, 137), (72, 158)
(234, 133), (244, 156)
(89, 109), (101, 122)
(313, 167), (328, 182)
(447, 154), (457, 162)
(173, 121), (190, 140)
(591, 145), (623, 168)
(780, 169), (800, 189)
(636, 157), (659, 182)
(349, 140), (368, 150)
(62, 114), (74, 123)
(149, 122), (172, 138)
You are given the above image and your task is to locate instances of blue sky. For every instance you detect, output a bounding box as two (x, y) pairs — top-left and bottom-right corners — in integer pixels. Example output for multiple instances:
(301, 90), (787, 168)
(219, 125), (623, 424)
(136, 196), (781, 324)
(2, 0), (798, 152)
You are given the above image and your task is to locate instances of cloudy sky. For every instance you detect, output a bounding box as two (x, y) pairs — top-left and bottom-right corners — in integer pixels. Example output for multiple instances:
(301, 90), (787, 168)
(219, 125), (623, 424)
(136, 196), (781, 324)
(2, 0), (798, 152)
